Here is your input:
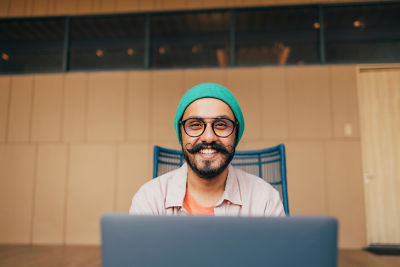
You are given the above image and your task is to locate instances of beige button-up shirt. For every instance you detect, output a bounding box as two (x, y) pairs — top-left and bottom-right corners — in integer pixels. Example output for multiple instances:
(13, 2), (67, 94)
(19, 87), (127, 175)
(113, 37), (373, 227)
(129, 163), (285, 217)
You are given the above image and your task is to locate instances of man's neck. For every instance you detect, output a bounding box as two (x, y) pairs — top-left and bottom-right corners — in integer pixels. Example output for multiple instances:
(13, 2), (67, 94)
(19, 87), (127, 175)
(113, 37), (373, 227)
(186, 167), (228, 207)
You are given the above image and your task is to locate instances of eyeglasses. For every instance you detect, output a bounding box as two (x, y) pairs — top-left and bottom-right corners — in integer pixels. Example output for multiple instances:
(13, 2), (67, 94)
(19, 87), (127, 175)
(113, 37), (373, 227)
(180, 117), (238, 138)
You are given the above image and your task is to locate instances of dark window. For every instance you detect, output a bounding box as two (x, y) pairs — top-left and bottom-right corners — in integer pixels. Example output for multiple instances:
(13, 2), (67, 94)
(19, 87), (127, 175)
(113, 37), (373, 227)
(1, 2), (400, 75)
(235, 7), (320, 66)
(324, 3), (400, 63)
(151, 11), (230, 68)
(69, 15), (146, 70)
(0, 18), (65, 74)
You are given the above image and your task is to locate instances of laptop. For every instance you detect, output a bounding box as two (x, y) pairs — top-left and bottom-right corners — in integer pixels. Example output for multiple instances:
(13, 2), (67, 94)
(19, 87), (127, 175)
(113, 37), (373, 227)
(101, 214), (338, 267)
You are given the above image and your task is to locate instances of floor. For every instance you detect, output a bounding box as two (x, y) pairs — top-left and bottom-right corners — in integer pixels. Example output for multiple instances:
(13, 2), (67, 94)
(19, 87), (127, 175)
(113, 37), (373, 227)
(0, 245), (400, 267)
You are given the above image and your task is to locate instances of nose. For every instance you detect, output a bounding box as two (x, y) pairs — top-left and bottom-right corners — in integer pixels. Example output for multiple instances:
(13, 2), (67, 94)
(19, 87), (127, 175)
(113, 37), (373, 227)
(199, 122), (218, 143)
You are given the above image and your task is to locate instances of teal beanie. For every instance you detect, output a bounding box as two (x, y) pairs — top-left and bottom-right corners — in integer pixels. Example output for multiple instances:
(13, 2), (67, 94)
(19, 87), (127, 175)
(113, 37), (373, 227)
(174, 83), (244, 145)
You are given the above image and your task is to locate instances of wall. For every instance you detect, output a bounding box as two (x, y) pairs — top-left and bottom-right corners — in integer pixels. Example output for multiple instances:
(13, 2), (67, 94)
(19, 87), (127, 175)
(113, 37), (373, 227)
(0, 65), (366, 248)
(0, 0), (383, 18)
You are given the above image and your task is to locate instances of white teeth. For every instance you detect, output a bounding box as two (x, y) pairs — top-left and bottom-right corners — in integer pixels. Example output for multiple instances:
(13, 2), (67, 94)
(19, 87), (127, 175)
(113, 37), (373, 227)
(200, 149), (216, 154)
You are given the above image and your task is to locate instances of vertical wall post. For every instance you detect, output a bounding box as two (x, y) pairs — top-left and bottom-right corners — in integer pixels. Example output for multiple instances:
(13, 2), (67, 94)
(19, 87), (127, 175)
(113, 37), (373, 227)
(62, 17), (71, 72)
(230, 9), (236, 66)
(145, 13), (151, 69)
(318, 5), (326, 64)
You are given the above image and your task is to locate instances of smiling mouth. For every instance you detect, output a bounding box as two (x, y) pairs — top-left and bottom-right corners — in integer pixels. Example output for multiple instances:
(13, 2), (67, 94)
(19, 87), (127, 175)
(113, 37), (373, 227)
(200, 148), (217, 154)
(198, 148), (219, 159)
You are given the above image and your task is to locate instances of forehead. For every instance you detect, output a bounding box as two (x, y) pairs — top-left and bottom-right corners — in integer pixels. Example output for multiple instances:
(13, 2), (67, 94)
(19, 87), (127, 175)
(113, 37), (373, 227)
(182, 98), (235, 120)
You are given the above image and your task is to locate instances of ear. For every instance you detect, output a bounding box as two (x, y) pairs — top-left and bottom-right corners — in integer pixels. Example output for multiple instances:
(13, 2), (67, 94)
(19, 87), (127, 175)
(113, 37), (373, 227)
(233, 127), (239, 148)
(179, 123), (184, 145)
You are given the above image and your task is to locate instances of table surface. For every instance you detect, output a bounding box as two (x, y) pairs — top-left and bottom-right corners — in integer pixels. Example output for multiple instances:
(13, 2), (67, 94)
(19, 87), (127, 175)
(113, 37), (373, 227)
(0, 245), (400, 267)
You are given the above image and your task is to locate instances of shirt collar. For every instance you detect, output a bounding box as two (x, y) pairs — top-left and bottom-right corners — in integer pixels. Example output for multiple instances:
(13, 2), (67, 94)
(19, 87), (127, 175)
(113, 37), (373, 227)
(165, 163), (243, 208)
(165, 163), (188, 208)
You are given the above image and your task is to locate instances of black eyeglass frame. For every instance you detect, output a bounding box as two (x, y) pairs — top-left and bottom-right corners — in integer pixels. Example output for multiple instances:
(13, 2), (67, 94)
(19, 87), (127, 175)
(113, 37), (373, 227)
(179, 117), (239, 138)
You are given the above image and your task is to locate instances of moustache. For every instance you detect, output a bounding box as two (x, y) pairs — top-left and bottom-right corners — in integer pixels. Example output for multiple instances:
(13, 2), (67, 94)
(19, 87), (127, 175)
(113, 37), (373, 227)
(185, 142), (231, 155)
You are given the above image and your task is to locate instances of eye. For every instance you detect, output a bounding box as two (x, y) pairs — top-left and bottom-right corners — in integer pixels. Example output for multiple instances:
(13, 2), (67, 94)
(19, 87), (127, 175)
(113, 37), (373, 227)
(187, 120), (203, 130)
(214, 120), (229, 129)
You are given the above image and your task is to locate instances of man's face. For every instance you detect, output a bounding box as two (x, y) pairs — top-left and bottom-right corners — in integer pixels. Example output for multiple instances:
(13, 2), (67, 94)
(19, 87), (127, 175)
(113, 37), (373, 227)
(180, 98), (236, 179)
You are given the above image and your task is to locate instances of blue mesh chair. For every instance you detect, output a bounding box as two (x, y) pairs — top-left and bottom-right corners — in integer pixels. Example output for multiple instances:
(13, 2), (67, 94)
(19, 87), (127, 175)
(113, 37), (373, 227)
(153, 144), (289, 215)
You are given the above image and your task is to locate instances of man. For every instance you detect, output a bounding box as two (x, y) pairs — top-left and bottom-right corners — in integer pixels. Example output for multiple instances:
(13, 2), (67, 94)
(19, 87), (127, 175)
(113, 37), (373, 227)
(130, 83), (284, 216)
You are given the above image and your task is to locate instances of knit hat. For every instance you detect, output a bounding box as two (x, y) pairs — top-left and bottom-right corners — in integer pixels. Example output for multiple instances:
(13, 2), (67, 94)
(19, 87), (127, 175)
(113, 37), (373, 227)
(174, 83), (244, 145)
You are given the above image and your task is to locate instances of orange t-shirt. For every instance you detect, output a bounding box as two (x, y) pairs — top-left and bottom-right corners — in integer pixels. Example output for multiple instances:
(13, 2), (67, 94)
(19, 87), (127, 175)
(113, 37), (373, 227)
(183, 191), (214, 215)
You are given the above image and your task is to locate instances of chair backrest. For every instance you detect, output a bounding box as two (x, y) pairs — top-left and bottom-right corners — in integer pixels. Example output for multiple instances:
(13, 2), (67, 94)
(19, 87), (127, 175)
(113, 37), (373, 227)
(153, 144), (289, 215)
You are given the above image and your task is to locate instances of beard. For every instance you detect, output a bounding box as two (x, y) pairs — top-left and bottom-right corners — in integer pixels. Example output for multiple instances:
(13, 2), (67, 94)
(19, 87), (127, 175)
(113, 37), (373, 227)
(182, 142), (235, 180)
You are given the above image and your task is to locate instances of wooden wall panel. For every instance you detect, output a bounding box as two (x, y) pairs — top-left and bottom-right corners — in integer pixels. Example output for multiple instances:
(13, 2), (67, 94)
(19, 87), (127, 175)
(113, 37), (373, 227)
(32, 145), (67, 244)
(155, 0), (165, 10)
(287, 66), (331, 139)
(98, 0), (116, 13)
(203, 0), (228, 8)
(226, 68), (261, 141)
(240, 0), (261, 7)
(31, 0), (48, 15)
(151, 70), (184, 142)
(269, 0), (298, 4)
(66, 144), (116, 244)
(238, 140), (280, 151)
(0, 0), (10, 16)
(183, 68), (225, 90)
(54, 0), (77, 15)
(285, 141), (327, 215)
(126, 72), (151, 141)
(8, 0), (26, 17)
(24, 0), (34, 16)
(92, 0), (100, 12)
(0, 145), (36, 243)
(31, 74), (63, 142)
(151, 140), (181, 151)
(87, 72), (126, 142)
(330, 65), (360, 139)
(228, 0), (244, 7)
(325, 141), (366, 248)
(115, 0), (139, 12)
(162, 0), (186, 10)
(47, 0), (55, 15)
(0, 76), (10, 143)
(139, 0), (155, 11)
(116, 143), (151, 212)
(62, 73), (87, 142)
(185, 0), (202, 9)
(0, 0), (384, 17)
(260, 67), (288, 139)
(8, 76), (33, 143)
(76, 0), (92, 14)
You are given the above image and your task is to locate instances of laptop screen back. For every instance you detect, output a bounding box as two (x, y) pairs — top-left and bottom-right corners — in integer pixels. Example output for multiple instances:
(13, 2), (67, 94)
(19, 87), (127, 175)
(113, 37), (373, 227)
(101, 214), (338, 267)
